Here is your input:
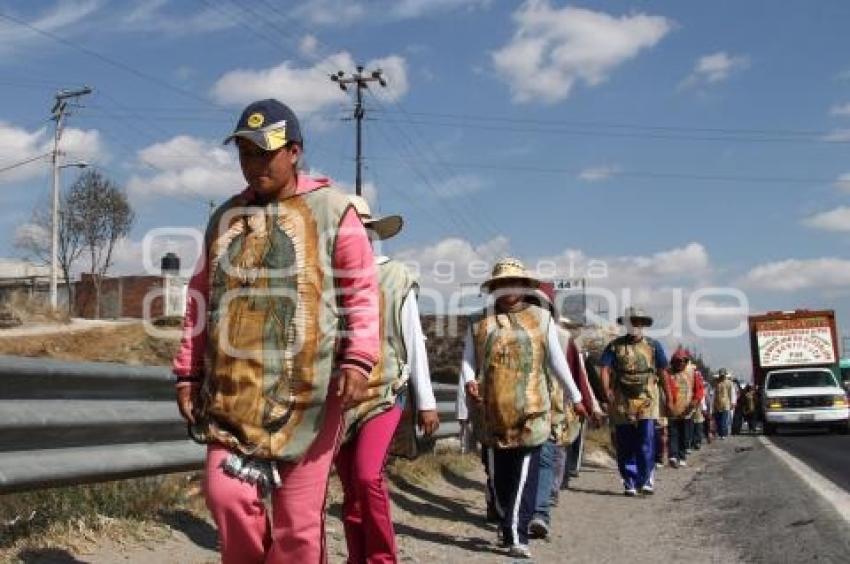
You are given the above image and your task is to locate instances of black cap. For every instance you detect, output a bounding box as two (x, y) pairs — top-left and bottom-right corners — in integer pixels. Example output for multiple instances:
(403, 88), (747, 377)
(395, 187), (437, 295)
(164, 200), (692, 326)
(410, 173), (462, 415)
(223, 99), (303, 151)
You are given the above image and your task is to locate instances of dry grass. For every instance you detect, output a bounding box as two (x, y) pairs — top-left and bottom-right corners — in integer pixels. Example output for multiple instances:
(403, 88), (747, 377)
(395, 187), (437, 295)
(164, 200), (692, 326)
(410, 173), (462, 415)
(585, 425), (616, 457)
(0, 473), (204, 561)
(0, 322), (180, 366)
(2, 292), (69, 325)
(387, 446), (478, 487)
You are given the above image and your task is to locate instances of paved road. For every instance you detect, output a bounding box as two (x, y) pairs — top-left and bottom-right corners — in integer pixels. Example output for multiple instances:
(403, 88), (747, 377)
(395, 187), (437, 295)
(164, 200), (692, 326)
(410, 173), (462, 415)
(703, 435), (850, 563)
(768, 431), (850, 492)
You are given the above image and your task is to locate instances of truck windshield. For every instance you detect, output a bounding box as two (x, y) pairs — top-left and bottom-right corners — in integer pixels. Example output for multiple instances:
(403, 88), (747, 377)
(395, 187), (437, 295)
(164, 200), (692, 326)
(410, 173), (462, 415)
(766, 371), (837, 390)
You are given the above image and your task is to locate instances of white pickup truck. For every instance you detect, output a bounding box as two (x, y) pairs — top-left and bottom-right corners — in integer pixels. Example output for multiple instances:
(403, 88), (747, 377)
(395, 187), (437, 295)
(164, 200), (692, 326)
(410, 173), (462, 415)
(762, 368), (849, 435)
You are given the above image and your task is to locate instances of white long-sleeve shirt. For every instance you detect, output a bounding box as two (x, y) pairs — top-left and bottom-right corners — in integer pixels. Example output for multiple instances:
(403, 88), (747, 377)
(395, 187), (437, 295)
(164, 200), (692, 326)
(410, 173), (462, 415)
(377, 256), (436, 412)
(400, 287), (437, 411)
(456, 319), (582, 420)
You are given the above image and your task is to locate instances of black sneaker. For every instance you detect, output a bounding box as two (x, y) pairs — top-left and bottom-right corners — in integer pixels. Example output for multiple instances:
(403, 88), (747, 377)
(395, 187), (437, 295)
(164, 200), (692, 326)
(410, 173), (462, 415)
(528, 517), (550, 539)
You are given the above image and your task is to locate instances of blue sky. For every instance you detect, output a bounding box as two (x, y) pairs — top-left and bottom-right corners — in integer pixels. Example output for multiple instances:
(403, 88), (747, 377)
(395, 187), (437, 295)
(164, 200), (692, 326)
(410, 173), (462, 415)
(1, 0), (850, 377)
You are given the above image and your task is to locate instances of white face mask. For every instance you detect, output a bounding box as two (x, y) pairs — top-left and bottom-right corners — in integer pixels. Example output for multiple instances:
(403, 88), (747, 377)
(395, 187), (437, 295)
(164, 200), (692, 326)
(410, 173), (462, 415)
(626, 325), (644, 339)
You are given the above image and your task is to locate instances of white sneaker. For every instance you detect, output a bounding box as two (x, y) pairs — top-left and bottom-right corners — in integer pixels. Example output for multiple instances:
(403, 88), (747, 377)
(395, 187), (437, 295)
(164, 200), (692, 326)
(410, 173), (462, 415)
(509, 544), (532, 559)
(668, 457), (679, 468)
(641, 484), (655, 495)
(655, 462), (664, 469)
(679, 460), (688, 467)
(624, 487), (638, 497)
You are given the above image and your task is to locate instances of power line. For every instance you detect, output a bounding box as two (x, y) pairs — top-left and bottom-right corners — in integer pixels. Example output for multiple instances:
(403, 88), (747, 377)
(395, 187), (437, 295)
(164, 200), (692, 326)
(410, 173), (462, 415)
(366, 155), (838, 185)
(0, 153), (51, 174)
(371, 114), (850, 145)
(367, 108), (833, 138)
(0, 10), (224, 110)
(366, 91), (505, 241)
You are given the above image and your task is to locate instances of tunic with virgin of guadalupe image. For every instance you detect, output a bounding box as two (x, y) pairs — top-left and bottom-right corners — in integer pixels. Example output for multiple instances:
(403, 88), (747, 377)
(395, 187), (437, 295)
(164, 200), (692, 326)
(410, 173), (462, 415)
(599, 336), (669, 426)
(457, 304), (583, 449)
(172, 176), (379, 463)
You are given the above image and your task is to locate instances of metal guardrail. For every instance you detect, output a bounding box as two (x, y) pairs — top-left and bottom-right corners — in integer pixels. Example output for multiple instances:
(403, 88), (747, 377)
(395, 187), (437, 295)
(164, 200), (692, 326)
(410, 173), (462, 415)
(0, 356), (460, 494)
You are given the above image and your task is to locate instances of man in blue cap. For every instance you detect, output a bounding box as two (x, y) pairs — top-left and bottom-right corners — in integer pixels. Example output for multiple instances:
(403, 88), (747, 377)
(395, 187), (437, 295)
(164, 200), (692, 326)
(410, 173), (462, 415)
(174, 98), (380, 563)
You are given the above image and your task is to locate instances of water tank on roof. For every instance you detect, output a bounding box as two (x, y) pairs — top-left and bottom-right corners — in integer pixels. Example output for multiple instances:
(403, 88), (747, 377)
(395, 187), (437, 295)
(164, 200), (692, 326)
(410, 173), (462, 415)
(161, 252), (180, 276)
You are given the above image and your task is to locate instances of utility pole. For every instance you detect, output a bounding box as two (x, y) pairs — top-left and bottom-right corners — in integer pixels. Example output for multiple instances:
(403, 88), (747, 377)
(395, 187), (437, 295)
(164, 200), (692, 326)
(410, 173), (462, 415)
(330, 65), (386, 196)
(50, 86), (92, 310)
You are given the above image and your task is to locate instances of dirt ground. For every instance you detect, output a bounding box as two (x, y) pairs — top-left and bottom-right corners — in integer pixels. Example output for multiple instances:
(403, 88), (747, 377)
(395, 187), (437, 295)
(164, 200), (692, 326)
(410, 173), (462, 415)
(0, 320), (179, 365)
(57, 440), (751, 564)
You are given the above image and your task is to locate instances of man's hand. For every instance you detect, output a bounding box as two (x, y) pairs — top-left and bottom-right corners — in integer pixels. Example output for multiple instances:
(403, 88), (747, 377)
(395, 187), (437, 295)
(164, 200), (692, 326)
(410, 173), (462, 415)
(337, 368), (369, 408)
(418, 410), (440, 437)
(176, 384), (199, 425)
(573, 403), (588, 419)
(465, 381), (482, 403)
(591, 408), (606, 427)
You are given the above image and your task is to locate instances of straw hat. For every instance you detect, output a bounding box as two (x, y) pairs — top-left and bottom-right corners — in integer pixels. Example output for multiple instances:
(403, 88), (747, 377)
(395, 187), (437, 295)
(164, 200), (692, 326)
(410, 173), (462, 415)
(349, 195), (403, 241)
(616, 305), (654, 327)
(559, 316), (582, 329)
(480, 257), (541, 293)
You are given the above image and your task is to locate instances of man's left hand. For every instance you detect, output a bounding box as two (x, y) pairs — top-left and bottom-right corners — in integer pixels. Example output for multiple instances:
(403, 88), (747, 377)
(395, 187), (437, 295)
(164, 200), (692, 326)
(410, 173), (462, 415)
(418, 410), (440, 437)
(338, 368), (369, 408)
(573, 403), (588, 419)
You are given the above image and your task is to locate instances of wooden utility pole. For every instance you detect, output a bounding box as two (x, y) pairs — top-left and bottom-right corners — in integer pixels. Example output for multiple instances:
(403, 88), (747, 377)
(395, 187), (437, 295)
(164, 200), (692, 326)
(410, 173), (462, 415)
(330, 66), (386, 196)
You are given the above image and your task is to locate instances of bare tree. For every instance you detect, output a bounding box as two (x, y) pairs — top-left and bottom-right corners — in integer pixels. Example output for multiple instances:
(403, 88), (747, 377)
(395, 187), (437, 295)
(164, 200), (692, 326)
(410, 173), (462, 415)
(15, 192), (85, 314)
(68, 170), (135, 318)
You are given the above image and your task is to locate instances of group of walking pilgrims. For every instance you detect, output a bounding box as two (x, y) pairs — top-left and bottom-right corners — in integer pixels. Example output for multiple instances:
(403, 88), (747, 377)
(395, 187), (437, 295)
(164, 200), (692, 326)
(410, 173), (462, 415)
(172, 99), (741, 563)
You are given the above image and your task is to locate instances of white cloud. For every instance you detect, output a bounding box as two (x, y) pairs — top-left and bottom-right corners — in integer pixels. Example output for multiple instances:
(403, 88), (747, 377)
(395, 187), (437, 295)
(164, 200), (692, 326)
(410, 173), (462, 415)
(741, 258), (850, 292)
(431, 174), (486, 198)
(120, 0), (233, 34)
(492, 1), (672, 104)
(0, 0), (101, 58)
(829, 102), (850, 117)
(823, 129), (850, 142)
(210, 52), (408, 116)
(802, 206), (850, 232)
(394, 236), (711, 308)
(292, 0), (368, 27)
(681, 51), (750, 89)
(105, 234), (203, 277)
(126, 135), (243, 200)
(299, 34), (320, 58)
(833, 173), (850, 191)
(0, 122), (104, 184)
(390, 0), (490, 19)
(292, 0), (489, 26)
(578, 165), (619, 182)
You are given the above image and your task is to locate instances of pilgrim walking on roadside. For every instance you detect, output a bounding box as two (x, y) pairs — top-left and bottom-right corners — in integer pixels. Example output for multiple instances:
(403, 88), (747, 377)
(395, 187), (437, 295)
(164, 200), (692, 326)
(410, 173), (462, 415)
(599, 306), (670, 496)
(459, 258), (584, 559)
(173, 99), (380, 563)
(336, 196), (439, 564)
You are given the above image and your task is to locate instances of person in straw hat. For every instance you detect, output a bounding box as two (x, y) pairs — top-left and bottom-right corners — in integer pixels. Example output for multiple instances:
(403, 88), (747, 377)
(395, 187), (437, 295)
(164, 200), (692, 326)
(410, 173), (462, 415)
(599, 306), (670, 496)
(172, 99), (379, 562)
(665, 347), (704, 468)
(459, 258), (584, 559)
(335, 195), (439, 563)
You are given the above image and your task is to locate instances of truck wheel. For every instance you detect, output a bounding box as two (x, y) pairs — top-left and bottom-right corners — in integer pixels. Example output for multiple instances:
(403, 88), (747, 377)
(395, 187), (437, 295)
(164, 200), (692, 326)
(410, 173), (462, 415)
(763, 423), (777, 436)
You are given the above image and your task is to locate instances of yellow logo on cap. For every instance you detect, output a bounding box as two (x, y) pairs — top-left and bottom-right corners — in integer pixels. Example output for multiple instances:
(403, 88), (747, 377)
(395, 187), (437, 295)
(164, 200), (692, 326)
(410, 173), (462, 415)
(247, 113), (265, 129)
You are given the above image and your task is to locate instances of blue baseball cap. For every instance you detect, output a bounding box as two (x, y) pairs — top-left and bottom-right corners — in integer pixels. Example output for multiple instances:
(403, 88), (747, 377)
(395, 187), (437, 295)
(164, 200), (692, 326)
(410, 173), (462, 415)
(223, 99), (303, 151)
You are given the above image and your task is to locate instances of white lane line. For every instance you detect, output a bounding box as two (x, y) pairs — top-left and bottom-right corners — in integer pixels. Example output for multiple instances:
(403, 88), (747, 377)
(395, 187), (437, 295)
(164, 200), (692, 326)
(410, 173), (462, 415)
(759, 436), (850, 523)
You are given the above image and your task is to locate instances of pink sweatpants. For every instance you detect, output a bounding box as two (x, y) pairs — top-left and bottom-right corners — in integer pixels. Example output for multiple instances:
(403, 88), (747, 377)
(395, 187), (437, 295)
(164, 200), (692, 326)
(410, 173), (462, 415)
(204, 390), (344, 564)
(335, 405), (403, 564)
